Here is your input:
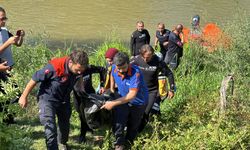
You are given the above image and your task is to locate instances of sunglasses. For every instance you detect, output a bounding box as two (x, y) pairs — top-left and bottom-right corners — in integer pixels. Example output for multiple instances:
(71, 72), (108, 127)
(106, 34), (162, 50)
(0, 17), (8, 21)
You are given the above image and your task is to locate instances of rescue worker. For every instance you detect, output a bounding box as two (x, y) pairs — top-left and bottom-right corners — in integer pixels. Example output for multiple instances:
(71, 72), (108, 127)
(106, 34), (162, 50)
(154, 23), (171, 59)
(130, 21), (150, 57)
(103, 48), (119, 91)
(19, 50), (89, 150)
(131, 44), (175, 132)
(164, 24), (184, 70)
(191, 15), (201, 36)
(101, 52), (148, 150)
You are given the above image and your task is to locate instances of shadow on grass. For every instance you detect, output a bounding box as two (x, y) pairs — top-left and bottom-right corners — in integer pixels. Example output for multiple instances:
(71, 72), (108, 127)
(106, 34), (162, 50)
(31, 130), (44, 140)
(16, 116), (41, 127)
(69, 127), (112, 150)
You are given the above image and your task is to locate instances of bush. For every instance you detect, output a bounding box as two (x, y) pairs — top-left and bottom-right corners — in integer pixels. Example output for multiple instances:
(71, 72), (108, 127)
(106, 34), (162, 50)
(0, 124), (33, 150)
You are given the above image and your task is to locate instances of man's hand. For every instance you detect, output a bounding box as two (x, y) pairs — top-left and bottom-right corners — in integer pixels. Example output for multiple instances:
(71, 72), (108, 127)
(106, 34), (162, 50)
(163, 41), (168, 47)
(15, 31), (25, 46)
(101, 101), (116, 110)
(167, 91), (174, 99)
(0, 61), (10, 71)
(19, 95), (28, 108)
(18, 79), (37, 109)
(99, 87), (105, 94)
(7, 36), (19, 45)
(16, 30), (25, 37)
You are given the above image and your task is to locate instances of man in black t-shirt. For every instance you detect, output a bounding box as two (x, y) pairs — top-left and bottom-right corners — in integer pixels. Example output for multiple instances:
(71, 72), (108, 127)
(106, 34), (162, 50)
(154, 23), (171, 59)
(130, 21), (150, 57)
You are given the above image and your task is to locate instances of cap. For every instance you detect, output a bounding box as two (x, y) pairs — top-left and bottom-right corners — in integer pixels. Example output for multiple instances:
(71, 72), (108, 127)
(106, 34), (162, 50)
(105, 48), (118, 59)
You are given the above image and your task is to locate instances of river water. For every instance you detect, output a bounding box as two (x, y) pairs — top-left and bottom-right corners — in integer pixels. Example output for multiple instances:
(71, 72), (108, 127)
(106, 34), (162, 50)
(1, 0), (249, 47)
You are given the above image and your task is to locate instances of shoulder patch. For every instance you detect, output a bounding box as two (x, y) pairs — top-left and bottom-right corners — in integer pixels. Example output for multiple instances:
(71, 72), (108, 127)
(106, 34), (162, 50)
(44, 69), (50, 74)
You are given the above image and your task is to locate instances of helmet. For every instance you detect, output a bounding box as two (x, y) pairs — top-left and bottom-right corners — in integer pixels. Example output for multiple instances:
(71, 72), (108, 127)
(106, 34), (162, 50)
(192, 15), (200, 27)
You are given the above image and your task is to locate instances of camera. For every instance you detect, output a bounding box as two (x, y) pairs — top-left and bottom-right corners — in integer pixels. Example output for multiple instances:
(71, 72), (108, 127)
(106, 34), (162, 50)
(16, 30), (25, 36)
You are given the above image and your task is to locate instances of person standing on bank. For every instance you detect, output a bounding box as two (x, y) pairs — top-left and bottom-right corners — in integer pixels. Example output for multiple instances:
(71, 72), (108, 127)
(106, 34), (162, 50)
(131, 44), (175, 132)
(130, 21), (150, 57)
(164, 24), (184, 70)
(101, 52), (148, 150)
(0, 7), (25, 124)
(154, 23), (171, 59)
(0, 7), (25, 66)
(19, 50), (89, 150)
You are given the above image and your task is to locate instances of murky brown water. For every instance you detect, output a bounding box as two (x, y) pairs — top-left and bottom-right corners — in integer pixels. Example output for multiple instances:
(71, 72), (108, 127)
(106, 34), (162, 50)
(1, 0), (249, 46)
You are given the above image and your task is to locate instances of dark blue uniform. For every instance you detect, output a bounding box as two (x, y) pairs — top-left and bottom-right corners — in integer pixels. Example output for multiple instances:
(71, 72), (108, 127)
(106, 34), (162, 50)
(111, 64), (148, 146)
(164, 32), (183, 69)
(32, 57), (79, 150)
(156, 29), (171, 59)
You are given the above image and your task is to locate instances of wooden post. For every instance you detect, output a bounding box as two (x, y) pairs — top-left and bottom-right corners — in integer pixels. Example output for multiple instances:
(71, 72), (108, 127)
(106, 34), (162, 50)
(220, 75), (234, 113)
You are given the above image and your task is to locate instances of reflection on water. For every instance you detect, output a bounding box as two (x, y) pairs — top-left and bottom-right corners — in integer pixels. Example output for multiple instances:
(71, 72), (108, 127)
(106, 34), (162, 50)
(1, 0), (249, 47)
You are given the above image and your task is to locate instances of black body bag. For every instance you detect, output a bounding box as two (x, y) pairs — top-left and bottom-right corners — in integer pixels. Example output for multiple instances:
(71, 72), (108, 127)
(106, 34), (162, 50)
(80, 92), (118, 129)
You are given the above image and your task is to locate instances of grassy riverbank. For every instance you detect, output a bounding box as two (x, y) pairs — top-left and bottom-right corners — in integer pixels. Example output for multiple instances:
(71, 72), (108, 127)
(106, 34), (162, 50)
(0, 13), (249, 149)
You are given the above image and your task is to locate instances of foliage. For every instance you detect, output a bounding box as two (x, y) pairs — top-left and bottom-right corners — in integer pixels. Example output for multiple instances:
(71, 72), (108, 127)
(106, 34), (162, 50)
(89, 37), (129, 66)
(0, 124), (33, 150)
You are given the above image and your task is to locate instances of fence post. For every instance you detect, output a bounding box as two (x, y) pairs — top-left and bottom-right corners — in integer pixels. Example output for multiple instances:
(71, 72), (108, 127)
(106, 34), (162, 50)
(219, 74), (234, 113)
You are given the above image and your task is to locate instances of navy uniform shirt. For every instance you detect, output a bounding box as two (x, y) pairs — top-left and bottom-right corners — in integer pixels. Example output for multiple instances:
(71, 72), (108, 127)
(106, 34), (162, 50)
(167, 32), (183, 58)
(32, 57), (80, 103)
(156, 29), (170, 45)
